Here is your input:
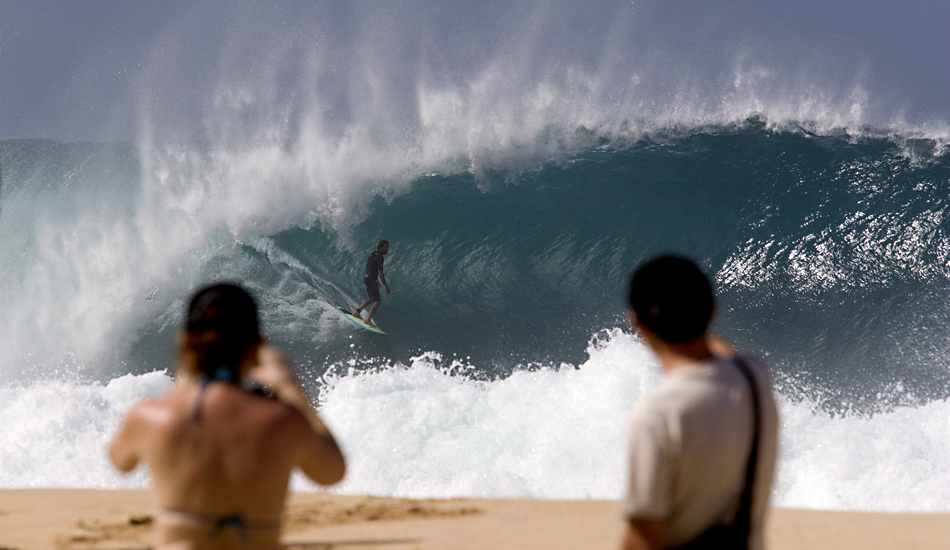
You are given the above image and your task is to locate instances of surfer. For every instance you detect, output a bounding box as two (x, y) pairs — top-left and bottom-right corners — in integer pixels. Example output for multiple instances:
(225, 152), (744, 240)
(353, 239), (390, 328)
(109, 283), (345, 550)
(620, 256), (779, 550)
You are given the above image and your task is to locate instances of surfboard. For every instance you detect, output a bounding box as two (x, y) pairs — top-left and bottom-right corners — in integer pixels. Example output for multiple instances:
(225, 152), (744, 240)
(334, 306), (387, 334)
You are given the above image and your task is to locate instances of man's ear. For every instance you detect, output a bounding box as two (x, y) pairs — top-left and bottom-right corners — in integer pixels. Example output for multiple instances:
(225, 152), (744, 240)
(629, 311), (651, 336)
(629, 311), (660, 349)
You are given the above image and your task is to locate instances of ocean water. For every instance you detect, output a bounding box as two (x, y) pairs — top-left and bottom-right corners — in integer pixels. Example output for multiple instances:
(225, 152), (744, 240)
(1, 122), (947, 512)
(1, 0), (949, 514)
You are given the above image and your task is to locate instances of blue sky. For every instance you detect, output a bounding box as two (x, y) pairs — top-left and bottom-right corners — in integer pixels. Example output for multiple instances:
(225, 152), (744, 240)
(1, 0), (947, 141)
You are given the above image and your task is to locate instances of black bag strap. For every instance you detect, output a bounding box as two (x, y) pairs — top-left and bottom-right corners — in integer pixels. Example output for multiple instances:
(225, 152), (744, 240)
(673, 355), (763, 550)
(676, 354), (762, 550)
(731, 355), (762, 547)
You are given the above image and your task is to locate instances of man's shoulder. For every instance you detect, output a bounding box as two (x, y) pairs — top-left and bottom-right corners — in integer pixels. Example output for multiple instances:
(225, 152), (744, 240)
(642, 357), (753, 414)
(733, 353), (773, 385)
(628, 394), (672, 441)
(628, 377), (694, 435)
(666, 354), (769, 389)
(651, 354), (778, 436)
(723, 353), (777, 408)
(648, 364), (720, 404)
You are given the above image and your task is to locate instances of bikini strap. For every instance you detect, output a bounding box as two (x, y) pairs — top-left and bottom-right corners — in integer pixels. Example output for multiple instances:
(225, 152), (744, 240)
(188, 368), (237, 421)
(160, 509), (281, 546)
(210, 513), (250, 545)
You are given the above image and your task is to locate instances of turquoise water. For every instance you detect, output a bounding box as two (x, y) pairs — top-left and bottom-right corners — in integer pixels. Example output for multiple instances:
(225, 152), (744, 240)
(1, 121), (949, 509)
(10, 124), (945, 408)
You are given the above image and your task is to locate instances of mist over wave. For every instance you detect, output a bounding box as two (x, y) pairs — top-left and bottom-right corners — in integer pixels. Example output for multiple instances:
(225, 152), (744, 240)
(4, 0), (948, 141)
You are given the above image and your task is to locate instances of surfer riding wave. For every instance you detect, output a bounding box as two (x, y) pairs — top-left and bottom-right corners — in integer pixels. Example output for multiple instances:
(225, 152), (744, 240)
(354, 240), (391, 328)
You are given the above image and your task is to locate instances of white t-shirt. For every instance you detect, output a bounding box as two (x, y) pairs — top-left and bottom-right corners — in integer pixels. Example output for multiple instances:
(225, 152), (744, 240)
(621, 354), (779, 550)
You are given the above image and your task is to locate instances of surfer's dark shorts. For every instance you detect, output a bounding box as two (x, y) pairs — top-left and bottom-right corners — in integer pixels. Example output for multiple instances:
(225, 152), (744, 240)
(364, 278), (381, 303)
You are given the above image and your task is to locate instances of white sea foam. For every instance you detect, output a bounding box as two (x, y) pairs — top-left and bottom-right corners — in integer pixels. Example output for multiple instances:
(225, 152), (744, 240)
(1, 329), (946, 512)
(0, 371), (171, 488)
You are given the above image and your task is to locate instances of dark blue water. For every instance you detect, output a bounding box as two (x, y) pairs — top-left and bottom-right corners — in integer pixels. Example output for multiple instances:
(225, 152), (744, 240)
(100, 123), (947, 413)
(2, 122), (949, 415)
(2, 122), (950, 508)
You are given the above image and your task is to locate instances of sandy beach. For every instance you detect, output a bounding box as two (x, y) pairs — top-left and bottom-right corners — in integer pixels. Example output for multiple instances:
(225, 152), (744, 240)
(0, 490), (946, 550)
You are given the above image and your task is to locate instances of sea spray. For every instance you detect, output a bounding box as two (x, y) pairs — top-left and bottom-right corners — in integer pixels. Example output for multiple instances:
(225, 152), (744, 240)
(1, 330), (947, 512)
(0, 371), (171, 488)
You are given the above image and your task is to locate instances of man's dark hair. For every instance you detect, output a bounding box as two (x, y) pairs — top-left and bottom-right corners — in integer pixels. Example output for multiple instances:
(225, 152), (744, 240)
(628, 256), (714, 343)
(185, 283), (261, 378)
(377, 239), (389, 250)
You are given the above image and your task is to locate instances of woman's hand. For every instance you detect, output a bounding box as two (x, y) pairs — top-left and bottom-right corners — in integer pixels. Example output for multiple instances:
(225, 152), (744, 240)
(246, 344), (305, 397)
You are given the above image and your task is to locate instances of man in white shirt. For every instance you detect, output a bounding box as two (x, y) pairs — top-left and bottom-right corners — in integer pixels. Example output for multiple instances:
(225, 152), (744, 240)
(621, 256), (779, 550)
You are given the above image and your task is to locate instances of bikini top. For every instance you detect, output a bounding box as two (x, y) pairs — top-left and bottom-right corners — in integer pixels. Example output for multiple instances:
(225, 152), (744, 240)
(188, 367), (275, 421)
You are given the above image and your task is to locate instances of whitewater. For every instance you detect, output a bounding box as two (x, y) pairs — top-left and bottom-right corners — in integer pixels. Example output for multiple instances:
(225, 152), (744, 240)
(2, 124), (948, 512)
(1, 0), (949, 515)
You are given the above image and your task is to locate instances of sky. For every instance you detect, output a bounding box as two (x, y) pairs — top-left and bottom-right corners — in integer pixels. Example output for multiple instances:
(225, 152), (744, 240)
(1, 0), (948, 142)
